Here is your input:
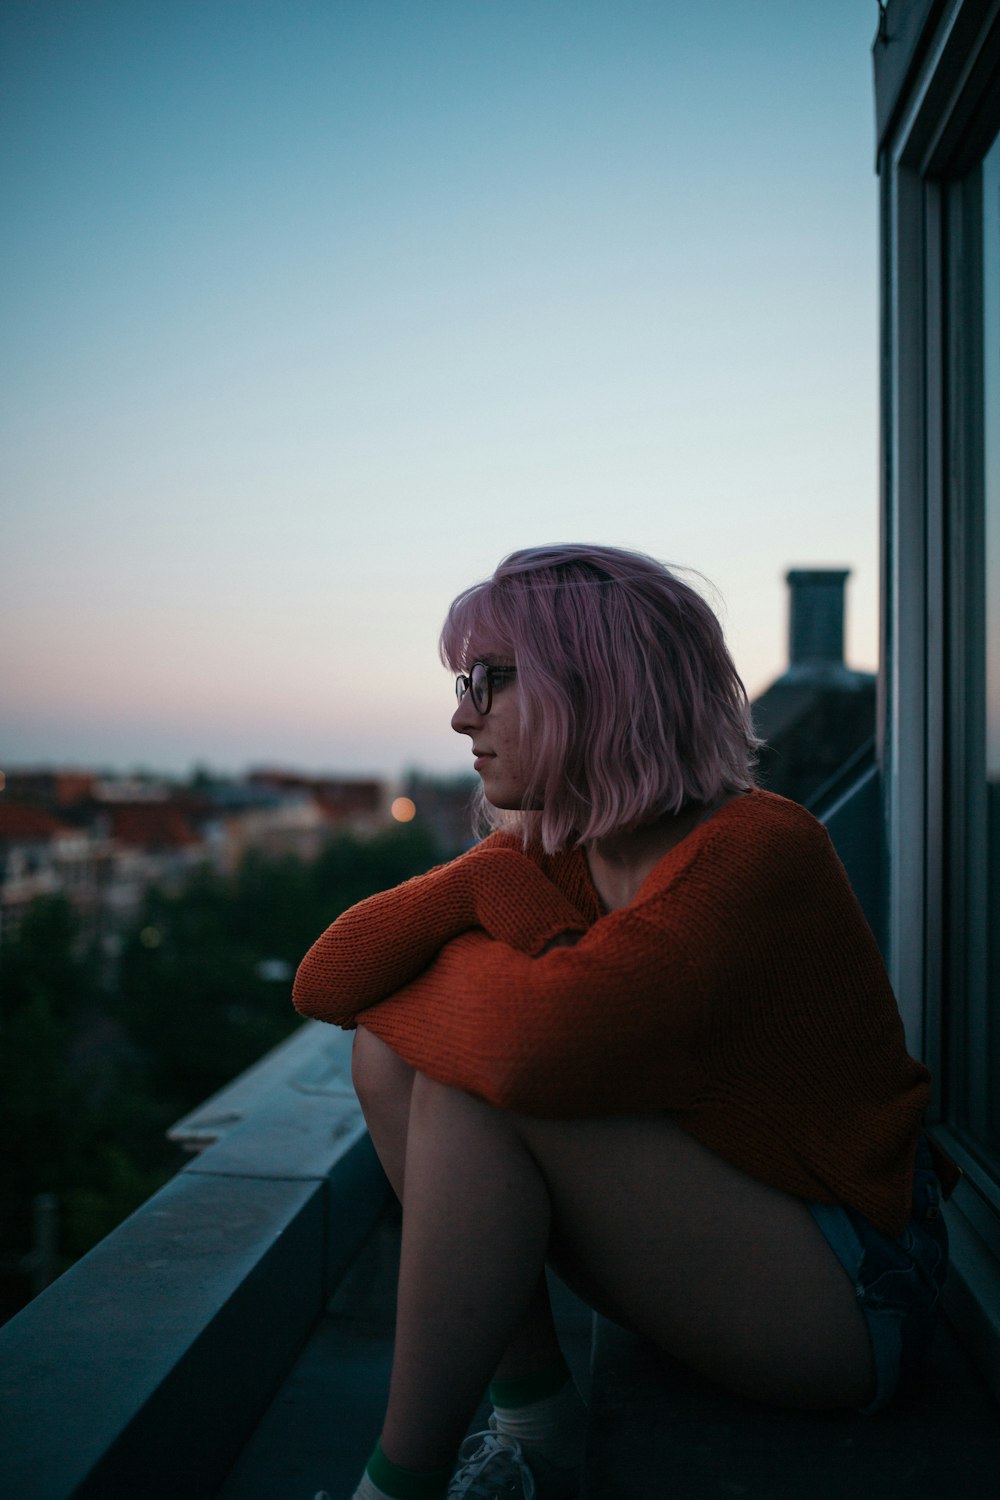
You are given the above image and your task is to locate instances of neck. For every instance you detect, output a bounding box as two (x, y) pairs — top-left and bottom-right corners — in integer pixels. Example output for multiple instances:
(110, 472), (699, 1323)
(585, 803), (706, 912)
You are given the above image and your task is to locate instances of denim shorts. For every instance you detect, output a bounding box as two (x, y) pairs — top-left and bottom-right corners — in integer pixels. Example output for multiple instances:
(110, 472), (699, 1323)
(807, 1137), (949, 1413)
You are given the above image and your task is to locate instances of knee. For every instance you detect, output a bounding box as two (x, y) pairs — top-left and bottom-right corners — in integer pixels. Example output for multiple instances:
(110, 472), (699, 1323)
(407, 1069), (512, 1138)
(352, 1026), (416, 1115)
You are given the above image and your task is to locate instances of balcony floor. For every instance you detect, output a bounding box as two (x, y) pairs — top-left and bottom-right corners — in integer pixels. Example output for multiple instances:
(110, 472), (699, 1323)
(215, 1199), (1000, 1500)
(215, 1201), (593, 1500)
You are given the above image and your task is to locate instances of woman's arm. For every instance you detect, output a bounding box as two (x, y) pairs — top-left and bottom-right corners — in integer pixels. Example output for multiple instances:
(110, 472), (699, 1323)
(354, 910), (706, 1118)
(346, 801), (891, 1120)
(292, 837), (593, 1027)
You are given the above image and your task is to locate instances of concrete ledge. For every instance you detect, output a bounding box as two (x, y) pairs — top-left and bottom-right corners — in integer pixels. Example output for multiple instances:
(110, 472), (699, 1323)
(0, 1174), (324, 1499)
(0, 1025), (388, 1500)
(178, 1025), (386, 1297)
(168, 1021), (358, 1156)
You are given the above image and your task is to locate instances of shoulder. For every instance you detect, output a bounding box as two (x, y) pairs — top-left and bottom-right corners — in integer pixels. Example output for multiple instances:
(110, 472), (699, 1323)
(707, 789), (837, 882)
(692, 791), (868, 949)
(679, 787), (829, 864)
(716, 788), (831, 852)
(634, 789), (837, 914)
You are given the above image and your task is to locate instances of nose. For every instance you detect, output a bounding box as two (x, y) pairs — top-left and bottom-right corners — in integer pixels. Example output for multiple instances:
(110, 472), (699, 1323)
(452, 687), (483, 735)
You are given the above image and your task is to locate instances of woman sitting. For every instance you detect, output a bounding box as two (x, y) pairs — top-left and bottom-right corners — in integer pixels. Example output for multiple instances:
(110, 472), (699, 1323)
(294, 543), (952, 1500)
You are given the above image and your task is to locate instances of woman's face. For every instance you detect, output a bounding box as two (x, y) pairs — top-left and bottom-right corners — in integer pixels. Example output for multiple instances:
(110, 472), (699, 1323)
(451, 643), (528, 809)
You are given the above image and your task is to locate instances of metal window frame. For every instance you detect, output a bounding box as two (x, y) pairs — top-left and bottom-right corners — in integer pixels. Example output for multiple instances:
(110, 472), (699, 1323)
(877, 0), (1000, 1397)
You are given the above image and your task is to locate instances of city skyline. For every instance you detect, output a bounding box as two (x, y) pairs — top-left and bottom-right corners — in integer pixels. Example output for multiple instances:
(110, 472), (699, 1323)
(2, 1), (882, 780)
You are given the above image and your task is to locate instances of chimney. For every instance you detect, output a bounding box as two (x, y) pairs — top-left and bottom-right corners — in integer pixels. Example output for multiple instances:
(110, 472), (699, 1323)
(785, 569), (849, 668)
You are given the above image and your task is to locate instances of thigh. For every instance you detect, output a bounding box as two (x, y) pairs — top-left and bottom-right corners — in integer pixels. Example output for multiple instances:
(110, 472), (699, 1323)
(515, 1111), (875, 1411)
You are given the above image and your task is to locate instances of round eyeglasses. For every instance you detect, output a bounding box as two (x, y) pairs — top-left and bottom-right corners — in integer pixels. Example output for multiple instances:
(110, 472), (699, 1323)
(455, 661), (517, 715)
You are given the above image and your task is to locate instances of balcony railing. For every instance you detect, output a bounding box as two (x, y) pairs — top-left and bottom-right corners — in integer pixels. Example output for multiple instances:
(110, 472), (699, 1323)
(0, 1022), (389, 1499)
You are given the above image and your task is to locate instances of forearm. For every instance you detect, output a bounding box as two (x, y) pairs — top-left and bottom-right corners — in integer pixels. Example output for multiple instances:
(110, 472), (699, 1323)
(355, 927), (705, 1117)
(292, 838), (591, 1026)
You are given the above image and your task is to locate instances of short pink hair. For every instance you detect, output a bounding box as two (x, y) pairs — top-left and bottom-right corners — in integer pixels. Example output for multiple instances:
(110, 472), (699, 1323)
(440, 543), (758, 853)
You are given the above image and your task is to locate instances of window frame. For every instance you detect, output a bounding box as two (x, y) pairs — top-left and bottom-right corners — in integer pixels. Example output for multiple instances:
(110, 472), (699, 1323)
(877, 0), (1000, 1395)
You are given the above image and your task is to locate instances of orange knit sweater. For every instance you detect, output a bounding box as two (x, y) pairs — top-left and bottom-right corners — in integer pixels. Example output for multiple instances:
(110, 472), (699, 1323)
(293, 790), (934, 1236)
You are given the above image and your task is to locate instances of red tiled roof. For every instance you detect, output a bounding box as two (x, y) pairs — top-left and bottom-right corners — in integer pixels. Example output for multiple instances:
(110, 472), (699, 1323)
(107, 805), (202, 849)
(314, 788), (382, 819)
(0, 804), (70, 841)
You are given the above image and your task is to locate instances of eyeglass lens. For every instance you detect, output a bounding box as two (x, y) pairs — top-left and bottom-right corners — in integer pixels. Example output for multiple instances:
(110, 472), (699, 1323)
(456, 662), (491, 713)
(469, 662), (490, 712)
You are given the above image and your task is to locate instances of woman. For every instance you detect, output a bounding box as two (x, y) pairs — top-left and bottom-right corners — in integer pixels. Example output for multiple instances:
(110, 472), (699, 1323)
(294, 544), (953, 1500)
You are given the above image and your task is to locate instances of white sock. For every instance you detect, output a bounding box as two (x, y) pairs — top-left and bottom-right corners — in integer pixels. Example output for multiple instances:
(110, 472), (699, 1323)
(491, 1380), (588, 1470)
(346, 1473), (395, 1500)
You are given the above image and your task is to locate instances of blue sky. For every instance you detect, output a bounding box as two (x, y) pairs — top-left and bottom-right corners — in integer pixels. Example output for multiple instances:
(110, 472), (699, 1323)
(2, 0), (882, 781)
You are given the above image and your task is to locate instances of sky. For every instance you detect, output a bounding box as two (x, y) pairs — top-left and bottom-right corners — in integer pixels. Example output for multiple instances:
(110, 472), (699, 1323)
(1, 0), (884, 784)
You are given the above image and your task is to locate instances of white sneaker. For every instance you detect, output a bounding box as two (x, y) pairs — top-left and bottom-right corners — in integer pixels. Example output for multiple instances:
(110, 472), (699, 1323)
(448, 1418), (579, 1500)
(448, 1426), (536, 1499)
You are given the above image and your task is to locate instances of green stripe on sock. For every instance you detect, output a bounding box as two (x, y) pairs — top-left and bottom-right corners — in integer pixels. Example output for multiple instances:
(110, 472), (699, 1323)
(489, 1358), (571, 1409)
(366, 1440), (452, 1500)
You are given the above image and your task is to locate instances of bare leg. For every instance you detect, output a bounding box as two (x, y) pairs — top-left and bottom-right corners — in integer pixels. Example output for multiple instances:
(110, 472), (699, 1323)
(363, 1067), (874, 1470)
(352, 1028), (564, 1383)
(352, 1025), (415, 1199)
(516, 1110), (875, 1409)
(381, 1071), (556, 1466)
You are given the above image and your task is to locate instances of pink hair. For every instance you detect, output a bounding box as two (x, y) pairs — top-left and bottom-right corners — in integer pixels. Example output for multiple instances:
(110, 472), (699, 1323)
(440, 543), (759, 853)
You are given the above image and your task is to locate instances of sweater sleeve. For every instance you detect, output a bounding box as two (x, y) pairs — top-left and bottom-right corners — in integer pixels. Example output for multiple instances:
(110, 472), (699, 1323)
(353, 904), (707, 1118)
(292, 835), (592, 1028)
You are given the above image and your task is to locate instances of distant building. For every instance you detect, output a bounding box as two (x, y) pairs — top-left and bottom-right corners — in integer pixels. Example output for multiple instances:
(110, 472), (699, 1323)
(399, 771), (479, 854)
(0, 803), (105, 943)
(751, 569), (875, 808)
(96, 800), (212, 927)
(0, 766), (399, 930)
(215, 797), (332, 872)
(247, 770), (386, 834)
(1, 769), (97, 811)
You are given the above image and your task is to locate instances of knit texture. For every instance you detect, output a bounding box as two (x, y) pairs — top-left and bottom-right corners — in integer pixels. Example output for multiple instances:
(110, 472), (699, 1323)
(294, 791), (934, 1236)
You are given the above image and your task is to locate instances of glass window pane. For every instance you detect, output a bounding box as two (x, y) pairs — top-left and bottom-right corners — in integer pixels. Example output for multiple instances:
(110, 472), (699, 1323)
(985, 132), (1000, 1152)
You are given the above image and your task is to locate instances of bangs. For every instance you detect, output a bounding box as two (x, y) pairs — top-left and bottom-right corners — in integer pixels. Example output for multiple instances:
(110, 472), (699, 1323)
(439, 577), (517, 673)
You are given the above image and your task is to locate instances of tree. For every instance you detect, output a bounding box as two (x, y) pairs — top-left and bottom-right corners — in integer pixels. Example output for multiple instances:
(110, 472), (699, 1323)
(0, 820), (448, 1315)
